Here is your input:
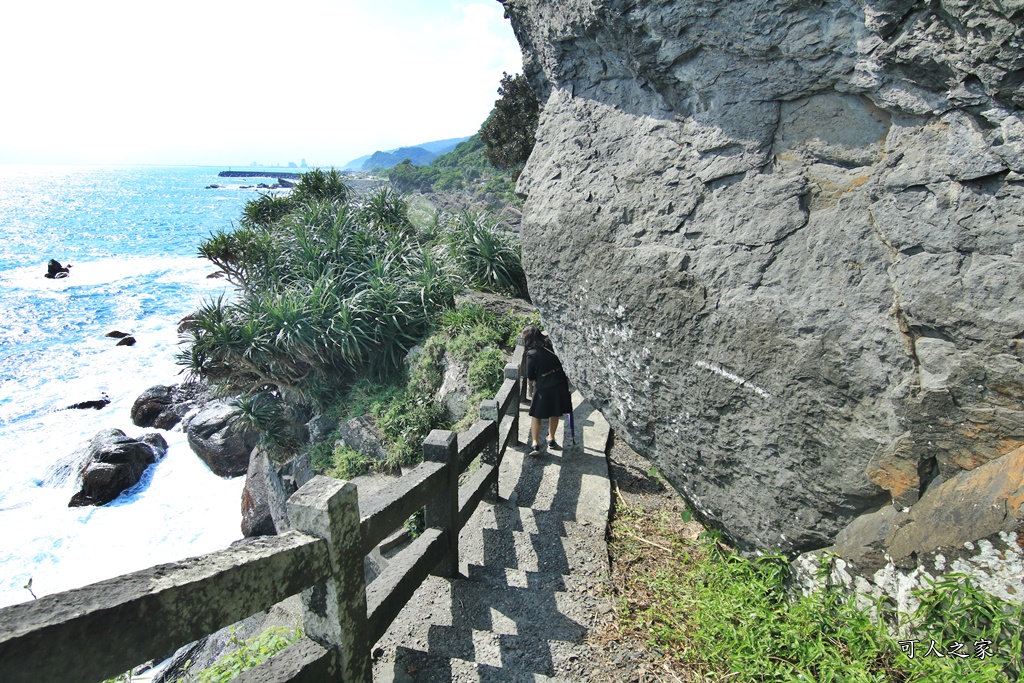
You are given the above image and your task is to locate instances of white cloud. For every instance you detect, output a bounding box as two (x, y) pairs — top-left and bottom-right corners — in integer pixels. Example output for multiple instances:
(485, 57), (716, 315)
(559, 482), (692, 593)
(0, 0), (522, 165)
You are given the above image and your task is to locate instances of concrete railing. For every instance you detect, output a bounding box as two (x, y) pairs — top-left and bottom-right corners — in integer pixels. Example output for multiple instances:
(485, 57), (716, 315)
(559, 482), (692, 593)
(0, 346), (526, 683)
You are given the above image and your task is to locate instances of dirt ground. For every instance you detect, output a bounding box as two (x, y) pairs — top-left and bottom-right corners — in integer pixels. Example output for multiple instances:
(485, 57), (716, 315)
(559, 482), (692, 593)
(587, 433), (709, 683)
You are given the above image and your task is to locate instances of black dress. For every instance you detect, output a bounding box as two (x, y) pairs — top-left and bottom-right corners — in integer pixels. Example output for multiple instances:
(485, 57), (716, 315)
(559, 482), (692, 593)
(526, 347), (573, 419)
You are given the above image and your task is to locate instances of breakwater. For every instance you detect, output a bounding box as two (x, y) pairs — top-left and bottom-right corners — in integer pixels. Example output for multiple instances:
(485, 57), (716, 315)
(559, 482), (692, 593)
(218, 171), (303, 179)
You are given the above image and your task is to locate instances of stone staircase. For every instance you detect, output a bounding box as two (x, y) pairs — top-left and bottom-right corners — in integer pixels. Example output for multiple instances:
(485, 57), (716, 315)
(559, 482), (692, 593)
(372, 392), (613, 682)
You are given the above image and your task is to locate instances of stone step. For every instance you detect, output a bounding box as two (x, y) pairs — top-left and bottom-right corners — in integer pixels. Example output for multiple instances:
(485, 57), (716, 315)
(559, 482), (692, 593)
(370, 571), (604, 681)
(499, 392), (611, 526)
(456, 509), (609, 587)
(371, 393), (613, 682)
(374, 640), (583, 682)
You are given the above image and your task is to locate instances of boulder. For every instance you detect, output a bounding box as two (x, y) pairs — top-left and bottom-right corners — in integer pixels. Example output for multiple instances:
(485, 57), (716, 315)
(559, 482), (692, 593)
(241, 445), (315, 535)
(240, 452), (276, 537)
(336, 415), (387, 463)
(792, 447), (1024, 610)
(116, 337), (136, 347)
(306, 414), (339, 444)
(436, 352), (471, 423)
(131, 382), (213, 430)
(69, 429), (168, 507)
(183, 400), (259, 477)
(44, 259), (70, 279)
(105, 331), (131, 339)
(505, 0), (1024, 555)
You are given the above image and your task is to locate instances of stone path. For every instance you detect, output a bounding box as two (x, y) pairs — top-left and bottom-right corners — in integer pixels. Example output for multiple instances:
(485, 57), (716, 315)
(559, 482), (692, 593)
(372, 391), (613, 682)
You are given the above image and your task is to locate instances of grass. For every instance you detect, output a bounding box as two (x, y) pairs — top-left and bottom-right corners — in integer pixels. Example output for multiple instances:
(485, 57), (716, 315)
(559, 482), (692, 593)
(603, 501), (1023, 682)
(185, 626), (301, 682)
(101, 626), (302, 683)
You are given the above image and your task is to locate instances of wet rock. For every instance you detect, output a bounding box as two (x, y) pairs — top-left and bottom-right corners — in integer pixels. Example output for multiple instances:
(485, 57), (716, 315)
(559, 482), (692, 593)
(65, 396), (111, 411)
(183, 400), (259, 477)
(69, 429), (167, 507)
(116, 336), (136, 347)
(105, 330), (131, 339)
(44, 259), (70, 279)
(131, 382), (213, 430)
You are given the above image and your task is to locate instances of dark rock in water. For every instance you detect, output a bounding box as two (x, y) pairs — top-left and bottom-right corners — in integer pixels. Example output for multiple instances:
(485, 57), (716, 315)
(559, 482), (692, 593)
(131, 382), (212, 430)
(205, 184), (222, 189)
(132, 385), (173, 427)
(139, 432), (169, 458)
(183, 400), (259, 477)
(240, 451), (276, 537)
(65, 396), (111, 411)
(177, 313), (200, 334)
(44, 259), (71, 279)
(116, 336), (136, 347)
(68, 429), (166, 507)
(105, 331), (131, 339)
(206, 271), (225, 279)
(336, 415), (387, 463)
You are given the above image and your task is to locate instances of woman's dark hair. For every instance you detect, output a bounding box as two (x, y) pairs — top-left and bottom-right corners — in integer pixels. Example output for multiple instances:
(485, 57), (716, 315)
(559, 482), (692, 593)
(521, 325), (552, 351)
(521, 325), (542, 350)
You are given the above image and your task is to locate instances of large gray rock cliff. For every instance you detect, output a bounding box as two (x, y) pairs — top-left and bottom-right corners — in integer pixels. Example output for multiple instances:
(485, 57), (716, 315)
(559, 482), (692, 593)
(503, 0), (1024, 555)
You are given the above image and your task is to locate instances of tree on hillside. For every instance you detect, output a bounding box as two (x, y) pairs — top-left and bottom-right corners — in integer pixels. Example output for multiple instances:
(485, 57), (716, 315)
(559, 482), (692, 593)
(479, 72), (540, 176)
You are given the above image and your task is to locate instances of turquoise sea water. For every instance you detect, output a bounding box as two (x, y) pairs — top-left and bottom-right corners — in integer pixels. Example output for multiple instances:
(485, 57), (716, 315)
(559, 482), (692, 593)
(0, 166), (269, 608)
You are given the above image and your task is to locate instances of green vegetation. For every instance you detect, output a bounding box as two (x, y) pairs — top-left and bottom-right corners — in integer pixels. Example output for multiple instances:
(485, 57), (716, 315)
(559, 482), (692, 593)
(479, 72), (540, 175)
(101, 627), (301, 683)
(180, 168), (528, 453)
(385, 135), (521, 208)
(609, 504), (1023, 682)
(383, 72), (540, 208)
(186, 626), (301, 682)
(310, 303), (537, 479)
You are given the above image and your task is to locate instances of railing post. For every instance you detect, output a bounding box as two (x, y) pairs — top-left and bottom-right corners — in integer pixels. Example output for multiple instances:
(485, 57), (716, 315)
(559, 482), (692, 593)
(287, 476), (370, 683)
(480, 399), (500, 501)
(424, 429), (459, 577)
(505, 362), (521, 446)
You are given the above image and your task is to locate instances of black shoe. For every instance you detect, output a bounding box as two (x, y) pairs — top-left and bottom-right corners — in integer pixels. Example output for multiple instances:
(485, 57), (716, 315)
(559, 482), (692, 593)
(548, 438), (561, 451)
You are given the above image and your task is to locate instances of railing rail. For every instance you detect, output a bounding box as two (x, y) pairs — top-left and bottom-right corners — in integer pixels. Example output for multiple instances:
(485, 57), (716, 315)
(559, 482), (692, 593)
(0, 345), (525, 683)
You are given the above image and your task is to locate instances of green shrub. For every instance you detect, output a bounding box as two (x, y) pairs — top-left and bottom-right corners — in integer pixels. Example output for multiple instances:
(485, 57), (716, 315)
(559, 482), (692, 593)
(436, 212), (527, 298)
(186, 626), (301, 682)
(180, 173), (459, 408)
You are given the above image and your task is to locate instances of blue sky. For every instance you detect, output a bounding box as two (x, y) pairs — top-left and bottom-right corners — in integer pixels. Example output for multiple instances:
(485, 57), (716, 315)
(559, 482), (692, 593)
(0, 0), (522, 166)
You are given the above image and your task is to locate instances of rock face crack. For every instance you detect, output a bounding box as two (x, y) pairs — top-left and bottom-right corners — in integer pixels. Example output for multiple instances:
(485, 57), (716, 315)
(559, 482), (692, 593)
(868, 207), (920, 371)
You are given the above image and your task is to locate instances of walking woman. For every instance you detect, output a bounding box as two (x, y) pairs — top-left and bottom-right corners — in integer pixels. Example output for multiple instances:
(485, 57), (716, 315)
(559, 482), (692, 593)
(521, 325), (573, 456)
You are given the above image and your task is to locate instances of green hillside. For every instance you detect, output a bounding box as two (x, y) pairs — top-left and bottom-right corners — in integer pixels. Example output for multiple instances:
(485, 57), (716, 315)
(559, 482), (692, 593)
(385, 134), (519, 207)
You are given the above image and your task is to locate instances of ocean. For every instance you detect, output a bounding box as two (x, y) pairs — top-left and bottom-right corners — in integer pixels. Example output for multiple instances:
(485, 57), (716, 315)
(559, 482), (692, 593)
(0, 165), (271, 609)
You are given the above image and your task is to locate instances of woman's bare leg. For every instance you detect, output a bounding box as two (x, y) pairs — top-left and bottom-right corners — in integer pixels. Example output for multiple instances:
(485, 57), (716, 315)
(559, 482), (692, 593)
(548, 416), (560, 442)
(531, 417), (542, 448)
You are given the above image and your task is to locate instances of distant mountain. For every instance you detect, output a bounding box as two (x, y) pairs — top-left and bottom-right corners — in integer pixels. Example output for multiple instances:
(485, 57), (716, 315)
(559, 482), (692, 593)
(361, 146), (435, 171)
(417, 137), (470, 155)
(342, 136), (471, 172)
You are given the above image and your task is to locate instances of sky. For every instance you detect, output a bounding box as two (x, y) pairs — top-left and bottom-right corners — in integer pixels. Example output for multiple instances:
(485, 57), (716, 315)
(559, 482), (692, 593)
(0, 0), (523, 166)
